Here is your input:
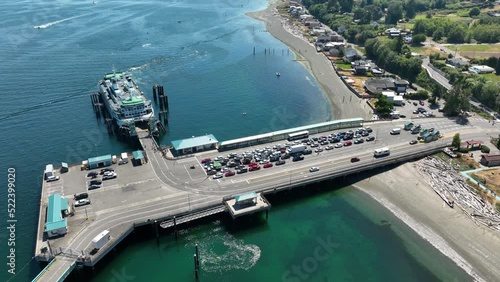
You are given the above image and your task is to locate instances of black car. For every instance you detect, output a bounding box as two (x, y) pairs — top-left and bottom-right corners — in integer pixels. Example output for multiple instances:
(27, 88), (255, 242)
(302, 149), (313, 155)
(207, 170), (217, 175)
(275, 160), (286, 165)
(74, 193), (88, 200)
(100, 168), (114, 175)
(237, 168), (248, 174)
(90, 180), (102, 185)
(292, 156), (304, 162)
(354, 138), (364, 144)
(88, 184), (101, 190)
(87, 172), (98, 177)
(366, 136), (375, 142)
(351, 157), (360, 162)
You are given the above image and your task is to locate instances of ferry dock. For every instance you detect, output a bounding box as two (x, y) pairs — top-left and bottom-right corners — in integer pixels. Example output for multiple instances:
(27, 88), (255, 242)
(31, 117), (490, 282)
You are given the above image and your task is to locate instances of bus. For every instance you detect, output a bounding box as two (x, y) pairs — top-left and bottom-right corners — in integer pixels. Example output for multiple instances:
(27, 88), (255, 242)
(287, 130), (309, 141)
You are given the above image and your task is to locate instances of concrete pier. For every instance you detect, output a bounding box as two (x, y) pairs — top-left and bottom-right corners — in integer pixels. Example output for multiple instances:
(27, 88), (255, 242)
(31, 117), (486, 281)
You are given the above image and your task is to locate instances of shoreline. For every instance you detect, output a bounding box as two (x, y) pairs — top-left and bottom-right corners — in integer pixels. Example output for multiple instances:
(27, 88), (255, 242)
(246, 1), (372, 121)
(247, 2), (500, 281)
(353, 162), (500, 281)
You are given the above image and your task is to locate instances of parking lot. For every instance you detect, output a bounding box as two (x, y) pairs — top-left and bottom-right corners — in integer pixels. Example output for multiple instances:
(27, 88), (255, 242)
(195, 126), (395, 181)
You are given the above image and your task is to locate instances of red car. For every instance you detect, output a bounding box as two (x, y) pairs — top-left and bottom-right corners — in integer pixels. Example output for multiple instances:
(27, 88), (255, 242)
(201, 158), (212, 164)
(343, 141), (352, 146)
(351, 157), (360, 162)
(249, 162), (259, 167)
(419, 100), (424, 106)
(225, 170), (235, 177)
(263, 162), (273, 168)
(249, 165), (260, 171)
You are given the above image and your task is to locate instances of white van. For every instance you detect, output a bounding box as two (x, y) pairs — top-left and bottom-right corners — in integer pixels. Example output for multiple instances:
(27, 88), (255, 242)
(120, 152), (128, 164)
(374, 148), (390, 157)
(390, 128), (401, 135)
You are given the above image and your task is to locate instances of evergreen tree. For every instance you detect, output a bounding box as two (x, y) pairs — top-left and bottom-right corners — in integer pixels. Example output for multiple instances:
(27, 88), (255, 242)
(452, 133), (461, 150)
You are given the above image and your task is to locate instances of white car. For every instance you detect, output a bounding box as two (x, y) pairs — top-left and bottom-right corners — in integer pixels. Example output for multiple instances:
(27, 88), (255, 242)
(102, 172), (117, 180)
(309, 167), (320, 172)
(334, 143), (343, 148)
(74, 199), (91, 207)
(212, 173), (223, 179)
(46, 176), (60, 182)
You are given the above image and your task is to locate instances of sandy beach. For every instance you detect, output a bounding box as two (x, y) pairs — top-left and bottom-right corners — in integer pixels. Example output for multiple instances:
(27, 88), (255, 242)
(353, 162), (500, 281)
(246, 1), (372, 121)
(247, 1), (500, 281)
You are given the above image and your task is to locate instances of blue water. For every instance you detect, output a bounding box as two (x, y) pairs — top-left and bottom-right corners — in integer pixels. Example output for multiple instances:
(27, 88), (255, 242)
(0, 1), (470, 282)
(0, 1), (329, 281)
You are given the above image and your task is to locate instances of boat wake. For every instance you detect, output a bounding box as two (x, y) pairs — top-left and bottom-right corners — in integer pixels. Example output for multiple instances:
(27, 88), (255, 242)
(33, 14), (86, 29)
(185, 226), (261, 273)
(0, 92), (87, 122)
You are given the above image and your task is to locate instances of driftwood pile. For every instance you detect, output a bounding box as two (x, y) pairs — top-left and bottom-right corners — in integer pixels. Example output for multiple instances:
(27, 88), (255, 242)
(415, 157), (500, 232)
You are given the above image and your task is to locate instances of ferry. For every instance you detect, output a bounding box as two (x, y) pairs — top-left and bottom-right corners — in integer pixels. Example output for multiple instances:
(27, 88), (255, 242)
(98, 72), (156, 132)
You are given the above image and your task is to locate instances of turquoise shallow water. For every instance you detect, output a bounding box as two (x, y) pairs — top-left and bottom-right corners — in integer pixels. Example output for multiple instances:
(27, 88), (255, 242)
(87, 186), (471, 282)
(0, 0), (471, 281)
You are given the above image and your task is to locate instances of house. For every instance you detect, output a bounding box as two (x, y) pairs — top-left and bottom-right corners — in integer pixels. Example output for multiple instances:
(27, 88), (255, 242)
(353, 66), (368, 75)
(364, 78), (408, 94)
(305, 21), (321, 29)
(385, 28), (401, 36)
(469, 65), (495, 74)
(371, 68), (385, 76)
(323, 41), (344, 50)
(343, 47), (360, 62)
(446, 58), (469, 69)
(328, 48), (340, 56)
(316, 33), (344, 43)
(480, 154), (500, 167)
(311, 28), (326, 35)
(299, 14), (314, 21)
(394, 79), (409, 93)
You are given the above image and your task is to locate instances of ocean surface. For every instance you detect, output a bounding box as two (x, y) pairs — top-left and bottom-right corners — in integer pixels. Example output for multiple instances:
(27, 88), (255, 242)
(0, 0), (470, 281)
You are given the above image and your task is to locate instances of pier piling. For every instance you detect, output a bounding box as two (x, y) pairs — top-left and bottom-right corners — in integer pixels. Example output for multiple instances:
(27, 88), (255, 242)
(253, 47), (255, 55)
(173, 216), (178, 239)
(194, 254), (199, 279)
(195, 244), (200, 268)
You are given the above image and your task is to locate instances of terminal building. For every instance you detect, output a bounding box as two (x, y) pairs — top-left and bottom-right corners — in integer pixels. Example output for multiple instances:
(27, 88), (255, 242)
(45, 194), (69, 238)
(218, 118), (363, 151)
(171, 134), (218, 155)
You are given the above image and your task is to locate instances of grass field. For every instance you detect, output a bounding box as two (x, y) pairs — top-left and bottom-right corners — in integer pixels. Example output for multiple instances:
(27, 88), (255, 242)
(336, 63), (352, 70)
(455, 44), (500, 52)
(480, 73), (500, 82)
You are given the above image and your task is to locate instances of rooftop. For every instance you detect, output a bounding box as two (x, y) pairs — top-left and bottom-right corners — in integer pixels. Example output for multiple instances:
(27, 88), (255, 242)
(45, 194), (68, 232)
(364, 78), (396, 94)
(88, 155), (112, 163)
(132, 150), (144, 160)
(171, 134), (218, 150)
(481, 154), (500, 161)
(235, 192), (257, 204)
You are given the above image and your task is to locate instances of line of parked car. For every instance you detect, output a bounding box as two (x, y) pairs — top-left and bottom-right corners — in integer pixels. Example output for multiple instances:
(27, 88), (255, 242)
(86, 168), (117, 190)
(202, 127), (375, 180)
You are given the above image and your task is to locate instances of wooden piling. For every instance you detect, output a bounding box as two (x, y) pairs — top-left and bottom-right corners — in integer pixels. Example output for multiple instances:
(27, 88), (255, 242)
(173, 216), (178, 239)
(195, 244), (200, 268)
(194, 254), (199, 279)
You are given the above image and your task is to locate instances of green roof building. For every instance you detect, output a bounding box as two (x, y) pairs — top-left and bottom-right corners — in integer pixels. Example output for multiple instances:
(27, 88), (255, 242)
(88, 155), (112, 169)
(45, 194), (68, 238)
(171, 134), (218, 155)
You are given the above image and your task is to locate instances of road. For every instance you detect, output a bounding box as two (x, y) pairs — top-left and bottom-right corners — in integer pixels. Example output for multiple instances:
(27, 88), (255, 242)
(38, 116), (500, 282)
